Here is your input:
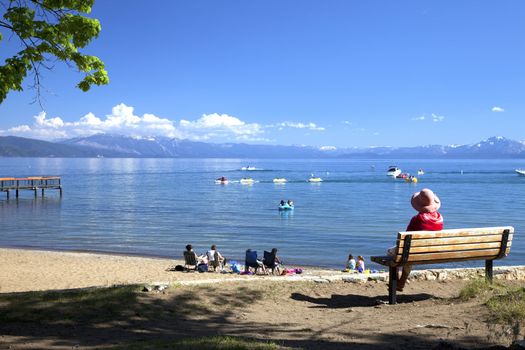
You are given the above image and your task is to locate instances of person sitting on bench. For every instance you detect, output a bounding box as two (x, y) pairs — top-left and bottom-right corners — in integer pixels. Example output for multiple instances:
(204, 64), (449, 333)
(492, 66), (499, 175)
(388, 188), (443, 291)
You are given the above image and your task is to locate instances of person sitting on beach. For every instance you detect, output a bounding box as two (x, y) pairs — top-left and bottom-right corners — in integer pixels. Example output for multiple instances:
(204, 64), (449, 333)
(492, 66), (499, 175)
(264, 248), (283, 274)
(185, 244), (207, 265)
(346, 254), (356, 271)
(206, 244), (225, 270)
(356, 255), (365, 273)
(389, 188), (443, 291)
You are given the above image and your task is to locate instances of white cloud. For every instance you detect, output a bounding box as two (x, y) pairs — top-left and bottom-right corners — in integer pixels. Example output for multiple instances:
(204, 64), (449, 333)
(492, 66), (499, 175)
(319, 145), (337, 151)
(0, 104), (181, 140)
(8, 125), (31, 133)
(179, 113), (264, 141)
(412, 116), (425, 121)
(431, 113), (445, 122)
(492, 106), (504, 112)
(342, 121), (352, 125)
(271, 121), (325, 131)
(0, 104), (294, 143)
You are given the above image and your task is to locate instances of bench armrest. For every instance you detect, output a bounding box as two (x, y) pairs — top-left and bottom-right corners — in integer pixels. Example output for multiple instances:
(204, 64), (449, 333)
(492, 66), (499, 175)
(371, 255), (396, 267)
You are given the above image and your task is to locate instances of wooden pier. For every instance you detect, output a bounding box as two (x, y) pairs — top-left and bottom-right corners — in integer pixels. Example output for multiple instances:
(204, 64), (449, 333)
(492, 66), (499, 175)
(0, 176), (62, 199)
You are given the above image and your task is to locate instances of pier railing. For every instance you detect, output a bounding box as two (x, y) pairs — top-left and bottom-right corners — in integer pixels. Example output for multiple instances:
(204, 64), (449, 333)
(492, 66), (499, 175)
(0, 176), (62, 199)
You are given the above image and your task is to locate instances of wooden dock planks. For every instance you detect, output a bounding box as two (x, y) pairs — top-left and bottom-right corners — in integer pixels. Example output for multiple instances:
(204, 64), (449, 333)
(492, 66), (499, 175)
(0, 176), (62, 199)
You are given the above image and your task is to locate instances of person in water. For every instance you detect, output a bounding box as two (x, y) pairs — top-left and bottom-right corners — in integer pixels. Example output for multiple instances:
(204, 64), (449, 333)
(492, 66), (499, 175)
(390, 188), (443, 291)
(287, 200), (294, 207)
(280, 200), (286, 206)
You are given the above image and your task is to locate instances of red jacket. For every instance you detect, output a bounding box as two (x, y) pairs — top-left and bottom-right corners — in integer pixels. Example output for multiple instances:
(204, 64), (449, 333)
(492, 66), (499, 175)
(406, 212), (443, 231)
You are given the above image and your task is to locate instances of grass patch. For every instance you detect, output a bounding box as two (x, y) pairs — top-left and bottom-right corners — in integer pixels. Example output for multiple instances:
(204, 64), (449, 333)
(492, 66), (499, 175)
(458, 278), (505, 301)
(486, 287), (525, 324)
(458, 279), (525, 338)
(120, 336), (292, 350)
(0, 285), (141, 323)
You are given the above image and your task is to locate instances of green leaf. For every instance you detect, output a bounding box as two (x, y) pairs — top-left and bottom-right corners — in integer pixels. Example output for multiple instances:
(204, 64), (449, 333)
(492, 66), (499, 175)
(0, 0), (108, 104)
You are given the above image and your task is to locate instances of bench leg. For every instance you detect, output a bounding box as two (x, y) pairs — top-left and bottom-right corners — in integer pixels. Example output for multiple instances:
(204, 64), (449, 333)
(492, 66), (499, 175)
(485, 260), (493, 283)
(388, 266), (397, 304)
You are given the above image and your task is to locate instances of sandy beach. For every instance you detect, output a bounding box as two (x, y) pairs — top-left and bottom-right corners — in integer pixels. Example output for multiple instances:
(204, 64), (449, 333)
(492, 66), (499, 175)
(0, 248), (341, 293)
(1, 248), (525, 350)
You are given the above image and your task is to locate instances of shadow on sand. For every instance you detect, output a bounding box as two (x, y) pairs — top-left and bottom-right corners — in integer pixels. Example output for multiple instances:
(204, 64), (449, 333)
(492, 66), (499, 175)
(290, 292), (435, 308)
(0, 284), (498, 350)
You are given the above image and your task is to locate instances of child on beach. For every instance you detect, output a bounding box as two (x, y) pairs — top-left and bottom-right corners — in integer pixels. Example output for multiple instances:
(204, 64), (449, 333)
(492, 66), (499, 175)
(346, 254), (356, 271)
(356, 256), (365, 273)
(206, 244), (226, 271)
(392, 188), (443, 291)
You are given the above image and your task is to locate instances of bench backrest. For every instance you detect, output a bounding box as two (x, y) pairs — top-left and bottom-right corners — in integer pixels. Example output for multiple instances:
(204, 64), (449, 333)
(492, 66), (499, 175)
(391, 226), (514, 265)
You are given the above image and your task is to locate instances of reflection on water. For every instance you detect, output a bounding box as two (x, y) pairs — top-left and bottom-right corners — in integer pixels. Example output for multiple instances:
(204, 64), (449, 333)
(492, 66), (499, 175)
(0, 158), (524, 268)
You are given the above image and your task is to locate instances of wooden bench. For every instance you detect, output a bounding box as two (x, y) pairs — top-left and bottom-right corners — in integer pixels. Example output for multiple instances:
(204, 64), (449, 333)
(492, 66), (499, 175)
(371, 226), (514, 304)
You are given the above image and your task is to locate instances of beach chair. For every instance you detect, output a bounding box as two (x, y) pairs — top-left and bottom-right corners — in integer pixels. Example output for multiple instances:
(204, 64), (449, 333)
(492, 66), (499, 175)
(183, 251), (198, 271)
(263, 250), (279, 275)
(245, 250), (266, 274)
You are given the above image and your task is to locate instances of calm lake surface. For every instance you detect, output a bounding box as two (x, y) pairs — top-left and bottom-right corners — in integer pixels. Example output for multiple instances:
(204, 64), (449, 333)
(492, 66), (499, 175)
(0, 158), (523, 269)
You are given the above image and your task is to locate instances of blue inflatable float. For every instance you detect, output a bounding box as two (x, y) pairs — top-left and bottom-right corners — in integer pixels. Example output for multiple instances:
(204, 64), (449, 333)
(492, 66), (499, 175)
(278, 204), (294, 211)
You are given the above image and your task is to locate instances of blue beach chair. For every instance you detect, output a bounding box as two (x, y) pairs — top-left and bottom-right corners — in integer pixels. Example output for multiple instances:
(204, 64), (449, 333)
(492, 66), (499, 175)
(245, 249), (266, 274)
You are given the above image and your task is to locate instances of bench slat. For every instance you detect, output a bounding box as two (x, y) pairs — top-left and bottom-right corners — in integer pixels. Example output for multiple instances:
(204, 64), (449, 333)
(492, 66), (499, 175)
(396, 241), (512, 254)
(397, 248), (510, 263)
(395, 256), (507, 266)
(399, 234), (513, 248)
(398, 227), (513, 240)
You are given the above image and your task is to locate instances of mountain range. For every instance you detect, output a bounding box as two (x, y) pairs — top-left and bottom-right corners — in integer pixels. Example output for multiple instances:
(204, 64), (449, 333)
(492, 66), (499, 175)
(0, 134), (524, 158)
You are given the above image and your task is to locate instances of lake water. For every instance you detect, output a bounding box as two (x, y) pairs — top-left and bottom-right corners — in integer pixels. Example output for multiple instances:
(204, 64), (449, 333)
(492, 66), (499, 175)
(0, 158), (523, 269)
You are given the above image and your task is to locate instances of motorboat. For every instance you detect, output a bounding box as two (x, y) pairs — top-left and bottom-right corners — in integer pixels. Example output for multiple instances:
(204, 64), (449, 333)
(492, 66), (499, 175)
(241, 166), (257, 171)
(387, 166), (401, 177)
(273, 177), (287, 183)
(240, 177), (255, 184)
(215, 176), (228, 184)
(516, 169), (525, 176)
(308, 177), (323, 183)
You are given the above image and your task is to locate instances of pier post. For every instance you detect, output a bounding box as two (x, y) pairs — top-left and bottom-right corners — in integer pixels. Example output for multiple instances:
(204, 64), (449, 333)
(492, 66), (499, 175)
(59, 186), (63, 197)
(16, 189), (19, 198)
(42, 188), (45, 197)
(6, 190), (9, 200)
(34, 188), (37, 198)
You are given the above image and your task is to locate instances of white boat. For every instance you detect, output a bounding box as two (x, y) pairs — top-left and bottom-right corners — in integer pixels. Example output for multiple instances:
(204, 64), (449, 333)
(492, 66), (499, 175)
(417, 169), (425, 175)
(387, 166), (402, 177)
(241, 166), (257, 171)
(516, 169), (525, 176)
(308, 177), (323, 183)
(240, 178), (255, 184)
(273, 178), (287, 183)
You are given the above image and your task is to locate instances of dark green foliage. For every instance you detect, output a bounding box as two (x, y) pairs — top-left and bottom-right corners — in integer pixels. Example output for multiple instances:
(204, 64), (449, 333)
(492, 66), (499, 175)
(0, 0), (108, 103)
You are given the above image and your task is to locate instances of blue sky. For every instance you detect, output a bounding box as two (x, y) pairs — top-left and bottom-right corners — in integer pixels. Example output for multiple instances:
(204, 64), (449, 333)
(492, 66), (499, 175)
(0, 1), (523, 148)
